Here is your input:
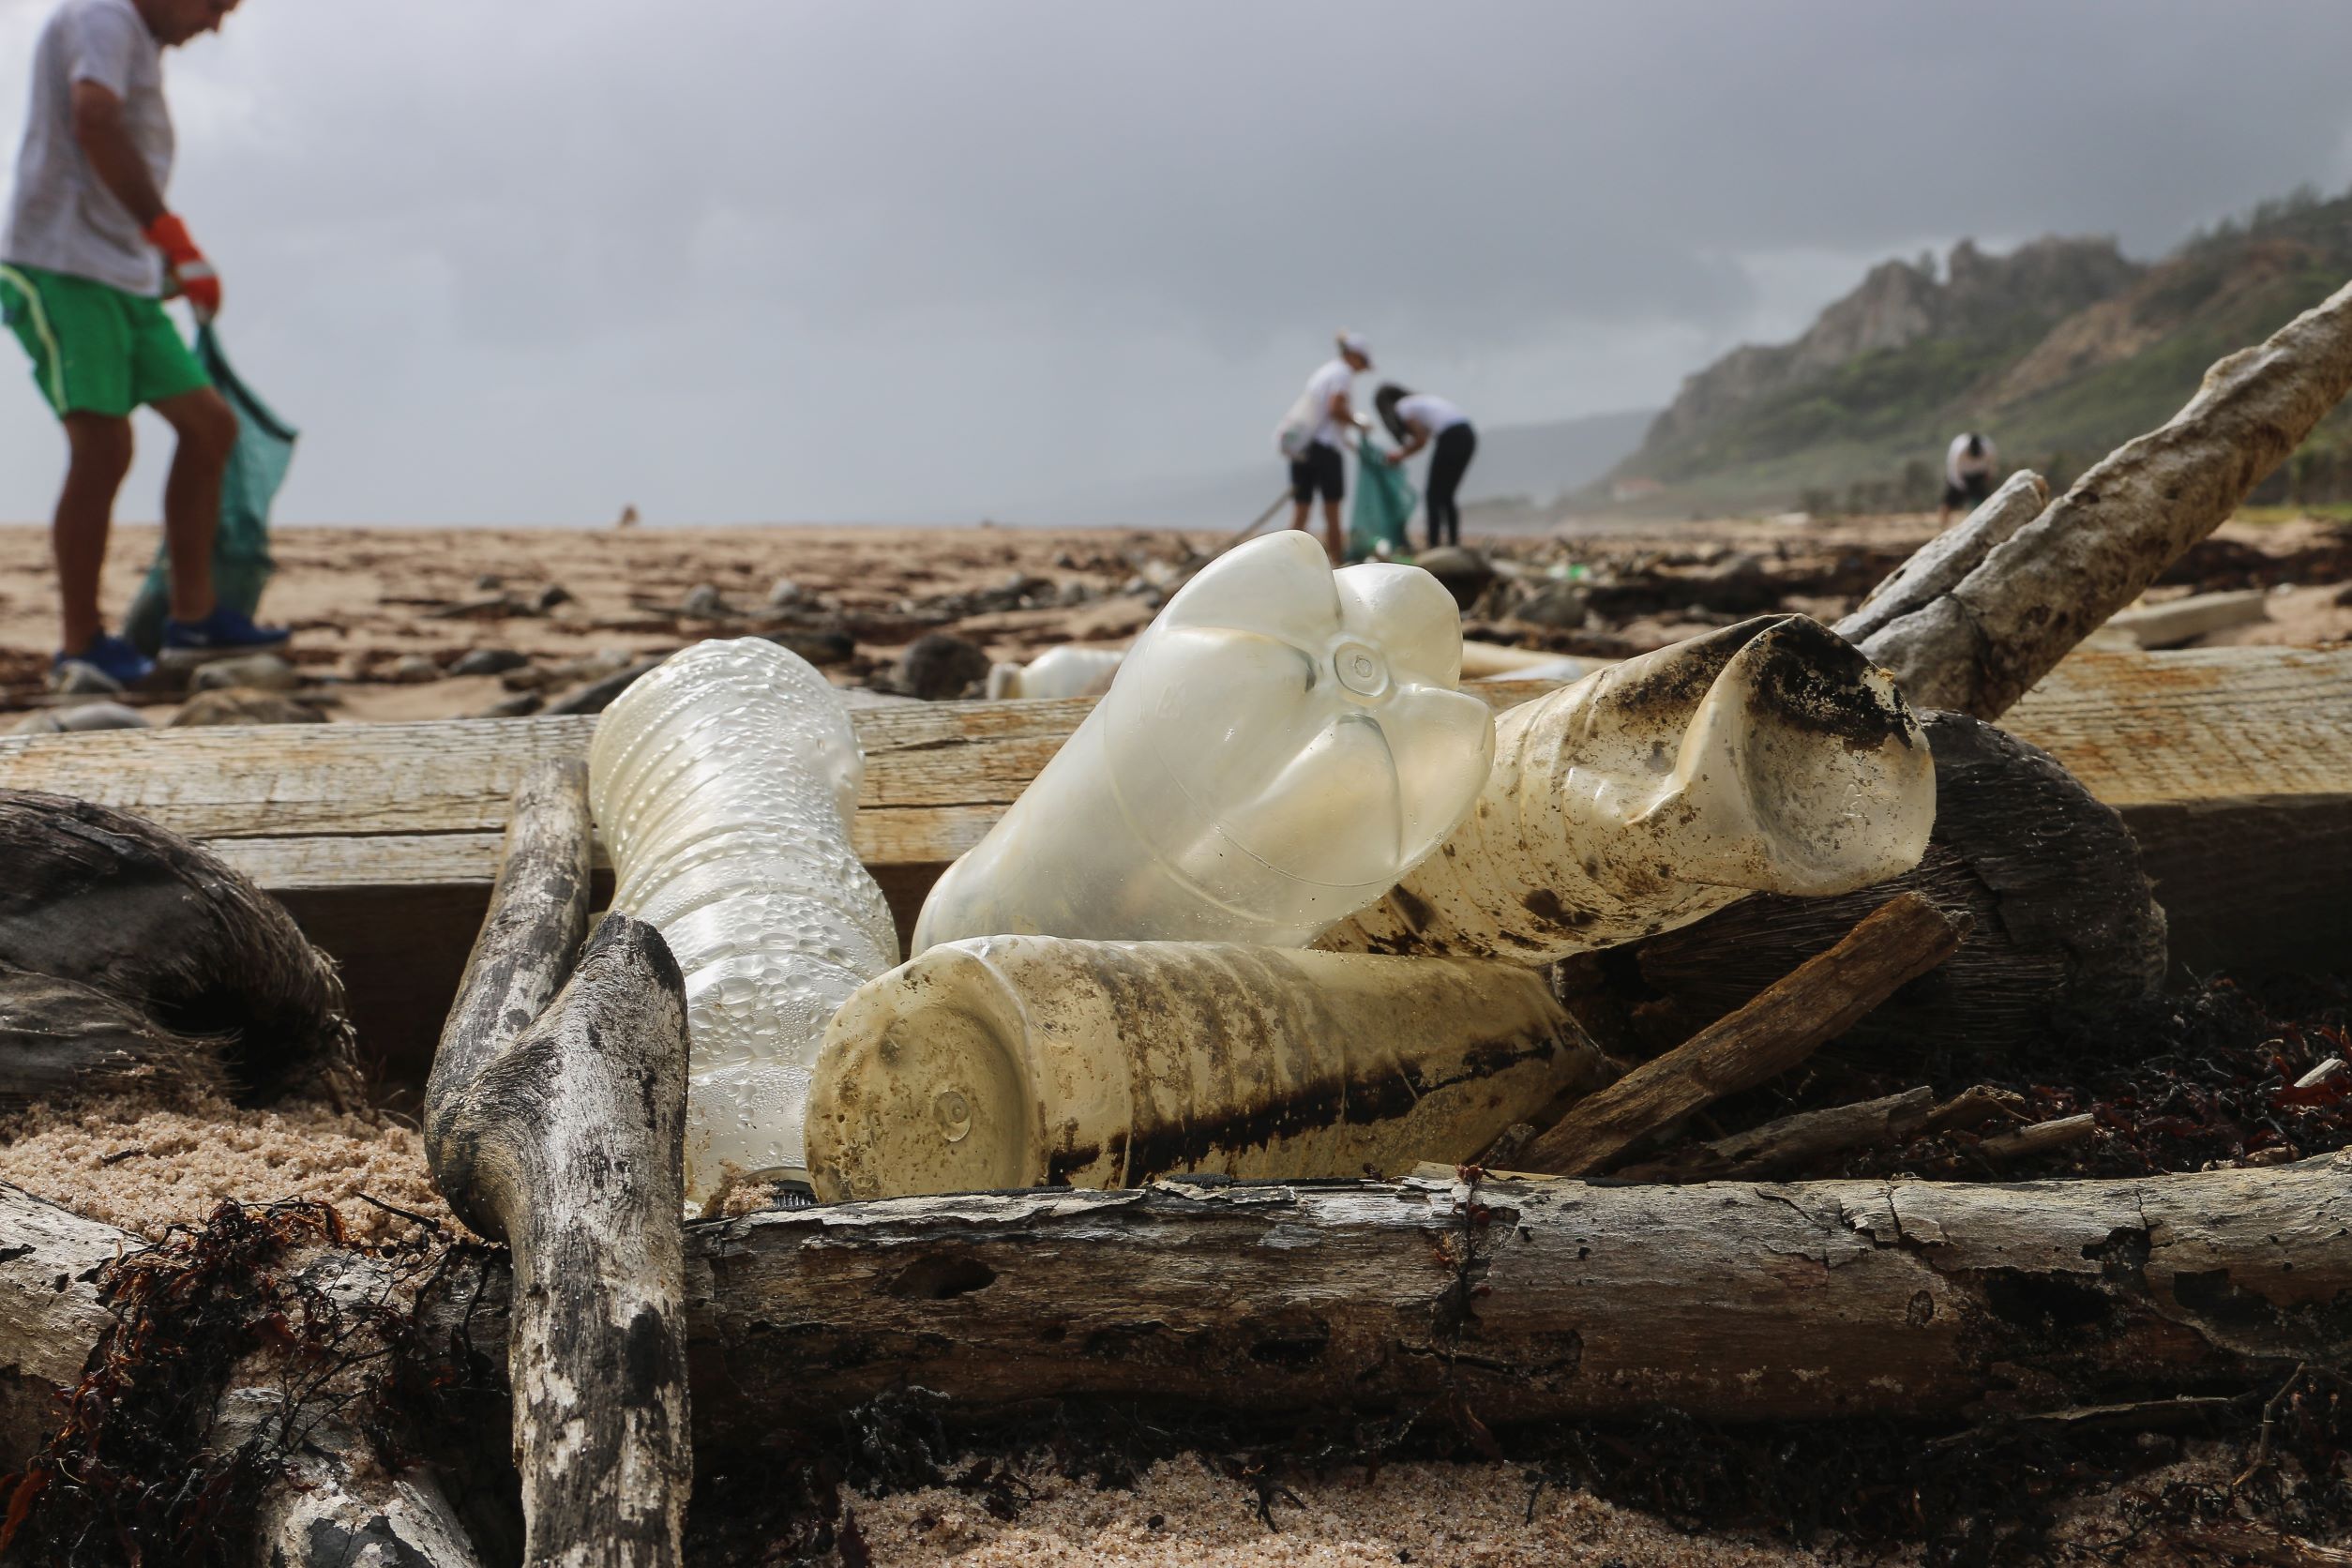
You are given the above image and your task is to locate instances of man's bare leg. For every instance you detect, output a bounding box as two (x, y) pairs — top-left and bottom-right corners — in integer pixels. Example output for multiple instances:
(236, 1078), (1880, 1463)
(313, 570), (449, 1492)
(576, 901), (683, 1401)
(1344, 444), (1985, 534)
(1321, 497), (1344, 564)
(149, 385), (237, 622)
(1290, 495), (1312, 535)
(53, 413), (135, 653)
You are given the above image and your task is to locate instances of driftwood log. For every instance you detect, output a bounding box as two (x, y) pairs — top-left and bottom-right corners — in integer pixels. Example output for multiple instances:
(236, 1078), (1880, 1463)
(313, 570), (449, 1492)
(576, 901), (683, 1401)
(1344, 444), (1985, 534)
(5, 1156), (2349, 1470)
(0, 789), (354, 1107)
(1521, 894), (1968, 1176)
(424, 760), (694, 1568)
(1847, 276), (2352, 719)
(1570, 711), (2169, 1058)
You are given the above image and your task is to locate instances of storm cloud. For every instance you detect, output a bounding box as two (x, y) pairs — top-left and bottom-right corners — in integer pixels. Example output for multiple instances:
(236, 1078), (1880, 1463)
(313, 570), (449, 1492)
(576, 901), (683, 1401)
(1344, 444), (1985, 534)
(3, 0), (2349, 524)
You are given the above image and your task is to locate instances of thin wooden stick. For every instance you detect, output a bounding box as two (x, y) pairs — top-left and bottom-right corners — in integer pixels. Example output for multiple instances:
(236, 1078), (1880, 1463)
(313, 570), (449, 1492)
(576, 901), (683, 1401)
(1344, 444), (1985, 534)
(1520, 893), (1969, 1177)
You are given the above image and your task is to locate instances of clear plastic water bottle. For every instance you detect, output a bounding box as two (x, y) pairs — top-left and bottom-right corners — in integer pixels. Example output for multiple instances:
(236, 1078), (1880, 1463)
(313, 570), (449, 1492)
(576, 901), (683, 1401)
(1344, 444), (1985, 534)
(804, 935), (1610, 1200)
(587, 638), (898, 1209)
(912, 530), (1496, 949)
(983, 645), (1125, 701)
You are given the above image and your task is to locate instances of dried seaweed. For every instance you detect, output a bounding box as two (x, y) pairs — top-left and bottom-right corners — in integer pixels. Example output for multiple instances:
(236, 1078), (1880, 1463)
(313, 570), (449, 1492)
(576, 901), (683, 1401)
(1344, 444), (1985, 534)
(0, 1199), (494, 1567)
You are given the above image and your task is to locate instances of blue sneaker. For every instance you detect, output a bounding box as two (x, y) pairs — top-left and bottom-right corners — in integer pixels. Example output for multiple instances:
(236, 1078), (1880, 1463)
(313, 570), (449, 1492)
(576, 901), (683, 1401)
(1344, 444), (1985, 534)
(53, 633), (155, 690)
(159, 604), (293, 668)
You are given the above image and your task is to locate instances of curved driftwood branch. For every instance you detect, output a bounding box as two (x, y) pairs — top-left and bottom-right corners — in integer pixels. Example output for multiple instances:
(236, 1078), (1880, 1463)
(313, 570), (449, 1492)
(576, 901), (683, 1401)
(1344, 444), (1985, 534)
(425, 758), (594, 1239)
(427, 759), (693, 1568)
(1854, 277), (2352, 718)
(1836, 470), (2048, 645)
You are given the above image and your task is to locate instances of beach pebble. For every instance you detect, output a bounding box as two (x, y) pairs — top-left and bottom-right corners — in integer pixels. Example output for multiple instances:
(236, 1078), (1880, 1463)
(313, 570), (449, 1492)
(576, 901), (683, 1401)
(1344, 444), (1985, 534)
(681, 583), (730, 617)
(450, 647), (530, 677)
(535, 582), (575, 611)
(478, 691), (544, 718)
(390, 654), (443, 683)
(191, 653), (301, 692)
(1412, 545), (1496, 611)
(11, 701), (149, 734)
(767, 577), (807, 608)
(170, 687), (328, 727)
(898, 631), (991, 701)
(544, 659), (661, 716)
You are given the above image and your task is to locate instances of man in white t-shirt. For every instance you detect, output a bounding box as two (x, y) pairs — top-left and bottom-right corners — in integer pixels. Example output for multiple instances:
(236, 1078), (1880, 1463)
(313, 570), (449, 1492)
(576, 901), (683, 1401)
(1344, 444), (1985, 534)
(1278, 331), (1371, 563)
(1, 0), (286, 690)
(1941, 431), (2001, 525)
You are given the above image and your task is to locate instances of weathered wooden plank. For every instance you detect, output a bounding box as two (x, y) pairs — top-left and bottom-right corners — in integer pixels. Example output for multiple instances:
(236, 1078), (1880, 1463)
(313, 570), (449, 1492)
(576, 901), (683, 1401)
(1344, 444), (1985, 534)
(2, 650), (2342, 883)
(3, 648), (2344, 1076)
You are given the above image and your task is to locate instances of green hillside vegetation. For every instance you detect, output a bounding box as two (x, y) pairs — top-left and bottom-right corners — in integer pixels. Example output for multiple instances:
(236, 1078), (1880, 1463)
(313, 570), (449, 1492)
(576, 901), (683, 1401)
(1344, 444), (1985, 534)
(1609, 187), (2352, 515)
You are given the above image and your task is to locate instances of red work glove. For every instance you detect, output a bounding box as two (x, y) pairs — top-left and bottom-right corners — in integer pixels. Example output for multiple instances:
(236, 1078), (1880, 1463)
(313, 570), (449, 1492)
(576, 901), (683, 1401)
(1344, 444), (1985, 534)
(143, 214), (219, 319)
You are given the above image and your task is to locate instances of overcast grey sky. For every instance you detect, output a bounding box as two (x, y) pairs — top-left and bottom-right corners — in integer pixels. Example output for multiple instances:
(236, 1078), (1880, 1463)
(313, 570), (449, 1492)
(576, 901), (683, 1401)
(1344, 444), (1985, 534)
(4, 0), (2351, 525)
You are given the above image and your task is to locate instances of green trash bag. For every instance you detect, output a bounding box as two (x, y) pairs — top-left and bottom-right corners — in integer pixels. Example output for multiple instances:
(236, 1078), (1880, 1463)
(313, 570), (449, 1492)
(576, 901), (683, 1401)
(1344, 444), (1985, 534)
(1347, 438), (1418, 562)
(124, 325), (296, 655)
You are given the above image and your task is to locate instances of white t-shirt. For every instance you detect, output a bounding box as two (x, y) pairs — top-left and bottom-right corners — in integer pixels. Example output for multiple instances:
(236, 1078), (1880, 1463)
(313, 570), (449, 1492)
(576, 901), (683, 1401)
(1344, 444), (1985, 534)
(1302, 357), (1357, 451)
(1395, 393), (1468, 437)
(1946, 433), (1999, 487)
(3, 0), (173, 295)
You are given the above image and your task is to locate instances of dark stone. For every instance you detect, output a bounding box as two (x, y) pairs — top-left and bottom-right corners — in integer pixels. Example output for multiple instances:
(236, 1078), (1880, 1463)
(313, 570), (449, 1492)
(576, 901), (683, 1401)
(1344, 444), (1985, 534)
(898, 632), (992, 701)
(544, 660), (662, 716)
(450, 648), (531, 677)
(1412, 546), (1496, 611)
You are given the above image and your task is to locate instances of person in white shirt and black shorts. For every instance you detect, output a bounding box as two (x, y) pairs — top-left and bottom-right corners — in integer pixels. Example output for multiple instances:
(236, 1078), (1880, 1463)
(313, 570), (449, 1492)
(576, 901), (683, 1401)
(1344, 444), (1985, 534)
(1374, 384), (1477, 550)
(1277, 331), (1372, 562)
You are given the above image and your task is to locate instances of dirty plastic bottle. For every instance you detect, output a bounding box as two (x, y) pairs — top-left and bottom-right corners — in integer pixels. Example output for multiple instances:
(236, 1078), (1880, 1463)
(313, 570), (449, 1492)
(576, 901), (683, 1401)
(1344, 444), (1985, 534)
(983, 645), (1126, 701)
(912, 530), (1496, 950)
(587, 638), (899, 1209)
(804, 935), (1609, 1201)
(1320, 614), (1936, 964)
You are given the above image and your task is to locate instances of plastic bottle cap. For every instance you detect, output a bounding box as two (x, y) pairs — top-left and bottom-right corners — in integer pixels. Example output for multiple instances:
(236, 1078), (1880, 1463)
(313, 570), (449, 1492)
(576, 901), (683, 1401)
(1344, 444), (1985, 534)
(1333, 641), (1390, 699)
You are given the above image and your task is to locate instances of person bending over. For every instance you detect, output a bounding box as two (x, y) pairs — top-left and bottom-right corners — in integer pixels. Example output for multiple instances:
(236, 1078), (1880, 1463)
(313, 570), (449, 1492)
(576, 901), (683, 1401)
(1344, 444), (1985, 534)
(1940, 431), (2000, 526)
(1375, 384), (1477, 551)
(1, 0), (287, 688)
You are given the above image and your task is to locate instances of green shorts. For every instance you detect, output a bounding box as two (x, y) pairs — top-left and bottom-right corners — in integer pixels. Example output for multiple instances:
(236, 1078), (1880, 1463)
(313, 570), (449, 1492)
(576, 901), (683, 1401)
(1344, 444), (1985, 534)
(0, 262), (210, 419)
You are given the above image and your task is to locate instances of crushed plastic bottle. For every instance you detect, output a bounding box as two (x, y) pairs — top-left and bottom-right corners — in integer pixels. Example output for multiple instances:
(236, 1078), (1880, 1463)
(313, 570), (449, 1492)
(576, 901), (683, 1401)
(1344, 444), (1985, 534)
(587, 637), (898, 1208)
(1321, 614), (1936, 963)
(804, 935), (1609, 1200)
(912, 530), (1496, 949)
(983, 644), (1126, 701)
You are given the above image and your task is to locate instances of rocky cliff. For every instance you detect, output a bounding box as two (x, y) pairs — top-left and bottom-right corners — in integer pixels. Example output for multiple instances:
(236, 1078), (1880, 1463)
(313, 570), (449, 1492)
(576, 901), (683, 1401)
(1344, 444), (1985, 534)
(1611, 187), (2352, 511)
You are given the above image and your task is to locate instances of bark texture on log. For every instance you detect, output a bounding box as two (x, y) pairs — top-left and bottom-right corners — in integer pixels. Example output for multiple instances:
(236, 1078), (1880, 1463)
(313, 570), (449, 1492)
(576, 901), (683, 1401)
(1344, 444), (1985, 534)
(685, 1156), (2352, 1430)
(426, 758), (593, 1239)
(5, 1158), (2348, 1450)
(427, 756), (693, 1568)
(1854, 278), (2352, 718)
(1521, 894), (1968, 1177)
(0, 964), (226, 1111)
(432, 919), (693, 1568)
(1836, 470), (2049, 645)
(1574, 711), (2169, 1059)
(0, 790), (354, 1104)
(0, 1182), (118, 1470)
